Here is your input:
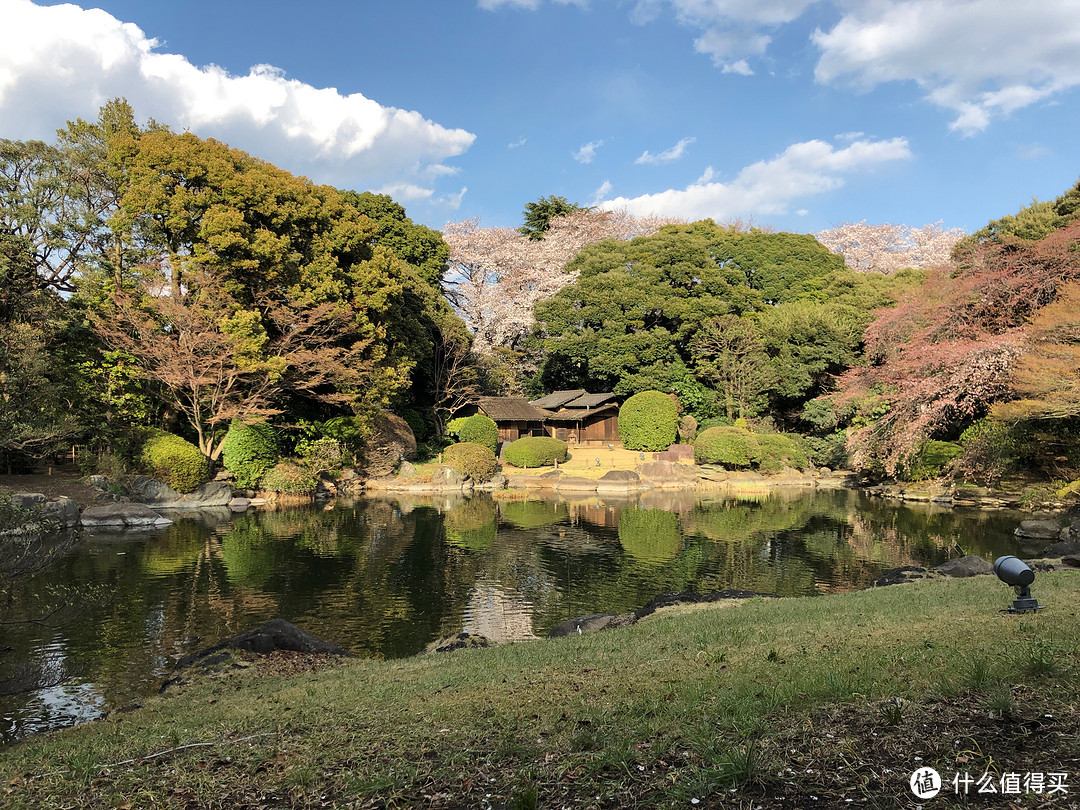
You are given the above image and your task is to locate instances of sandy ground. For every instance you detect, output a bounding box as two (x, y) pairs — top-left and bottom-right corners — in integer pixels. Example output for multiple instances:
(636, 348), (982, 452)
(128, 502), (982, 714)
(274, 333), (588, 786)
(0, 471), (101, 507)
(503, 445), (693, 479)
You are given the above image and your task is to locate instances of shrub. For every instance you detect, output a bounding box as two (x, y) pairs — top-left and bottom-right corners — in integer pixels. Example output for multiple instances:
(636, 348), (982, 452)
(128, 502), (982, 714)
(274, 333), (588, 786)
(903, 440), (964, 482)
(757, 433), (809, 473)
(443, 442), (498, 482)
(399, 408), (432, 443)
(678, 414), (699, 443)
(502, 436), (568, 468)
(259, 461), (318, 494)
(139, 430), (209, 493)
(443, 417), (468, 439)
(619, 391), (679, 451)
(300, 437), (344, 476)
(221, 420), (278, 488)
(457, 414), (499, 453)
(694, 426), (761, 468)
(804, 432), (849, 469)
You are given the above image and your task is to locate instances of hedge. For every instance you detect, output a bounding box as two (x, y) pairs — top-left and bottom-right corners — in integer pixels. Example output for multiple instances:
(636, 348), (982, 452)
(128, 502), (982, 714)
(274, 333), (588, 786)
(693, 426), (760, 468)
(502, 436), (568, 468)
(457, 414), (499, 453)
(221, 420), (278, 488)
(757, 433), (809, 473)
(260, 461), (318, 494)
(140, 430), (209, 493)
(443, 442), (498, 483)
(618, 390), (679, 451)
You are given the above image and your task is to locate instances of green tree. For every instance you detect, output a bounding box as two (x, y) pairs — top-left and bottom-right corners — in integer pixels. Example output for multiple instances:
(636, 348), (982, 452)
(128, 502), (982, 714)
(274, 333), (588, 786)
(519, 195), (581, 240)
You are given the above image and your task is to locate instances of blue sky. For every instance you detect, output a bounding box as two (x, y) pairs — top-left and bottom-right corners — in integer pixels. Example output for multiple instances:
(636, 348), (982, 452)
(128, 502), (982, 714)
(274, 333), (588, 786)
(2, 0), (1078, 235)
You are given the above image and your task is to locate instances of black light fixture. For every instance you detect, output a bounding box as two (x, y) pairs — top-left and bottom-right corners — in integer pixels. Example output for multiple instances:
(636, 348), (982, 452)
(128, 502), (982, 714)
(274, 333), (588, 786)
(993, 556), (1045, 614)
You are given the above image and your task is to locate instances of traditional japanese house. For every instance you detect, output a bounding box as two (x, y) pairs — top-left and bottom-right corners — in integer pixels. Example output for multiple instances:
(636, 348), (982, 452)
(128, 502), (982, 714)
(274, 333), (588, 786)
(453, 397), (552, 444)
(530, 390), (620, 445)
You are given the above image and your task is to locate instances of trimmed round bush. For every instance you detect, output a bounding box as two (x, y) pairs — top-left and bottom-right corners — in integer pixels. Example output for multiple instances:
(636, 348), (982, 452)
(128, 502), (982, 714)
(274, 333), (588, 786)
(502, 436), (568, 468)
(139, 430), (209, 493)
(221, 420), (278, 488)
(693, 426), (761, 468)
(457, 414), (499, 453)
(259, 461), (318, 494)
(443, 442), (498, 483)
(618, 390), (679, 451)
(757, 433), (809, 473)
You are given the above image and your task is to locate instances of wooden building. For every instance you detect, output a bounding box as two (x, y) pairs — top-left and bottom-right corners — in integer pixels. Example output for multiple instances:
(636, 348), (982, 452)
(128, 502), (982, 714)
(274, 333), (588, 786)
(530, 390), (620, 445)
(454, 397), (552, 444)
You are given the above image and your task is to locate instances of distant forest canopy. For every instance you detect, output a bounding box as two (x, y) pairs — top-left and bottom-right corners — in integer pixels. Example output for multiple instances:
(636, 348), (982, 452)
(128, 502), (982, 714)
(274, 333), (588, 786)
(2, 98), (1079, 488)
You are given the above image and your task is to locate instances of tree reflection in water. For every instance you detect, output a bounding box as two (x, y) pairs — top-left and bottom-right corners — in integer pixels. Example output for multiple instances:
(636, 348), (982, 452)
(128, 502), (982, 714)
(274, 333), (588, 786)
(1, 489), (1025, 743)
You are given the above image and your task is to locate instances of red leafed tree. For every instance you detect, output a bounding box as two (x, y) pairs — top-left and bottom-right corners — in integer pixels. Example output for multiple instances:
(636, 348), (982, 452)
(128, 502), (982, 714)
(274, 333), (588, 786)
(816, 220), (966, 274)
(443, 208), (680, 353)
(832, 223), (1080, 474)
(92, 270), (377, 459)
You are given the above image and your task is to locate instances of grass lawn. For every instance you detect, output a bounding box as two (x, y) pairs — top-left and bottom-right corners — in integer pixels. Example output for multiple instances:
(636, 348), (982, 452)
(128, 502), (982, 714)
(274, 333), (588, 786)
(2, 574), (1078, 808)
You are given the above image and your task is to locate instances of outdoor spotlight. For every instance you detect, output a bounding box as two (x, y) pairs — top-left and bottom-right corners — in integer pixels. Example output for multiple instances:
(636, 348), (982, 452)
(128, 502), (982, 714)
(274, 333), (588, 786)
(993, 556), (1045, 614)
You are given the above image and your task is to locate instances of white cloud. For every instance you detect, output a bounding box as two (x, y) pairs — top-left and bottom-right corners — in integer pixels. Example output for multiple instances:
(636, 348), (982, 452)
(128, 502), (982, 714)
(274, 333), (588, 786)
(0, 0), (475, 200)
(600, 136), (910, 221)
(573, 139), (605, 163)
(632, 0), (817, 72)
(508, 136), (527, 149)
(812, 0), (1080, 135)
(478, 0), (587, 9)
(589, 180), (613, 206)
(635, 136), (696, 165)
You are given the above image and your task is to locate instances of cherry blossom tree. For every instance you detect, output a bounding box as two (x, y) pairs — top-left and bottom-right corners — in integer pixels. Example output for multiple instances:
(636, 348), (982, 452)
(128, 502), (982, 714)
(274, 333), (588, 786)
(443, 208), (680, 353)
(816, 220), (966, 274)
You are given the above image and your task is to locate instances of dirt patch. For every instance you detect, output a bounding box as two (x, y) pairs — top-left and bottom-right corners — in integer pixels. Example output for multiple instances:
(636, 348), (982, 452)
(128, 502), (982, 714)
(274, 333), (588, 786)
(0, 472), (100, 508)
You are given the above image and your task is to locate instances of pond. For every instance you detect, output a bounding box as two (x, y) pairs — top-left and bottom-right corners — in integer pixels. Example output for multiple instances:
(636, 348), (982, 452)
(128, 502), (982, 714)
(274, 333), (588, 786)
(0, 488), (1027, 744)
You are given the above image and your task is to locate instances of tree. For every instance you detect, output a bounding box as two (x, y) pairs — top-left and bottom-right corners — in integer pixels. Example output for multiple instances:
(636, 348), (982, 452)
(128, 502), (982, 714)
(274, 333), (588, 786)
(92, 270), (379, 460)
(691, 315), (776, 420)
(994, 281), (1080, 422)
(443, 208), (679, 354)
(519, 194), (581, 240)
(816, 221), (966, 274)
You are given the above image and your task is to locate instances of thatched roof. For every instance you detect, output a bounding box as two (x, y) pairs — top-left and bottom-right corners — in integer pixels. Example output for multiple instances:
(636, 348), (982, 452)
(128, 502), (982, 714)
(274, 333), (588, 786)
(474, 397), (552, 422)
(545, 403), (619, 423)
(530, 389), (586, 409)
(564, 392), (616, 409)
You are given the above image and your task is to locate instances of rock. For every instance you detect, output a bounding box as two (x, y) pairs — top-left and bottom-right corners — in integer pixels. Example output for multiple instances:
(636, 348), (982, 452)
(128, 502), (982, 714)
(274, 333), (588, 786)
(634, 590), (779, 619)
(476, 473), (508, 491)
(596, 469), (644, 494)
(228, 498), (252, 512)
(934, 555), (993, 578)
(653, 444), (694, 463)
(548, 613), (635, 638)
(127, 476), (233, 509)
(1043, 539), (1080, 558)
(553, 476), (599, 492)
(41, 496), (81, 528)
(397, 460), (417, 479)
(1015, 519), (1064, 540)
(176, 618), (350, 668)
(364, 411), (418, 477)
(8, 492), (45, 510)
(81, 502), (172, 528)
(426, 632), (492, 653)
(88, 475), (110, 491)
(431, 466), (465, 487)
(339, 468), (359, 481)
(872, 566), (928, 587)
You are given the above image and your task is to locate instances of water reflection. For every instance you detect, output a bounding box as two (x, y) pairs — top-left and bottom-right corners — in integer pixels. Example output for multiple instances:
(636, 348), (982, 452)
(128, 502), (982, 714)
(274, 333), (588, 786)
(1, 489), (1025, 743)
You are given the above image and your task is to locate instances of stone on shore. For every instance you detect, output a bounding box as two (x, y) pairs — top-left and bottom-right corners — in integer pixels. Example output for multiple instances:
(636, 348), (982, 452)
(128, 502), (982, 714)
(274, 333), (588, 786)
(81, 502), (172, 528)
(127, 476), (233, 509)
(548, 613), (635, 638)
(1015, 519), (1065, 540)
(176, 618), (350, 669)
(934, 555), (993, 578)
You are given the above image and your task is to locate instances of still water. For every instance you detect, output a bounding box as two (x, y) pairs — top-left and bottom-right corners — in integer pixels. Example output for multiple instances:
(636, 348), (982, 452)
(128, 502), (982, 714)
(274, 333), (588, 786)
(1, 489), (1027, 743)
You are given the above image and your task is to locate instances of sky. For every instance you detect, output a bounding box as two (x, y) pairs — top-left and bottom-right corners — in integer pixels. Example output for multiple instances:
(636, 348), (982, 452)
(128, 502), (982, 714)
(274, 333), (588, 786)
(1, 0), (1078, 236)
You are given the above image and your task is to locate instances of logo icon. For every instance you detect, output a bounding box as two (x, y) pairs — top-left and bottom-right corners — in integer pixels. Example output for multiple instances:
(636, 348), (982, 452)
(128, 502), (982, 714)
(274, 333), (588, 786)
(910, 767), (942, 799)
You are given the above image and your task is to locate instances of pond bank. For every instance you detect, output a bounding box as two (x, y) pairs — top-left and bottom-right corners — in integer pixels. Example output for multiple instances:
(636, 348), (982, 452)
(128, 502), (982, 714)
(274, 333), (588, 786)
(3, 572), (1078, 808)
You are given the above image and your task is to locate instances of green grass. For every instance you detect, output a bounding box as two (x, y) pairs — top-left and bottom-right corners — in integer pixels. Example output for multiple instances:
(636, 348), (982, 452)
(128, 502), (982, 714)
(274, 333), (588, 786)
(2, 573), (1078, 808)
